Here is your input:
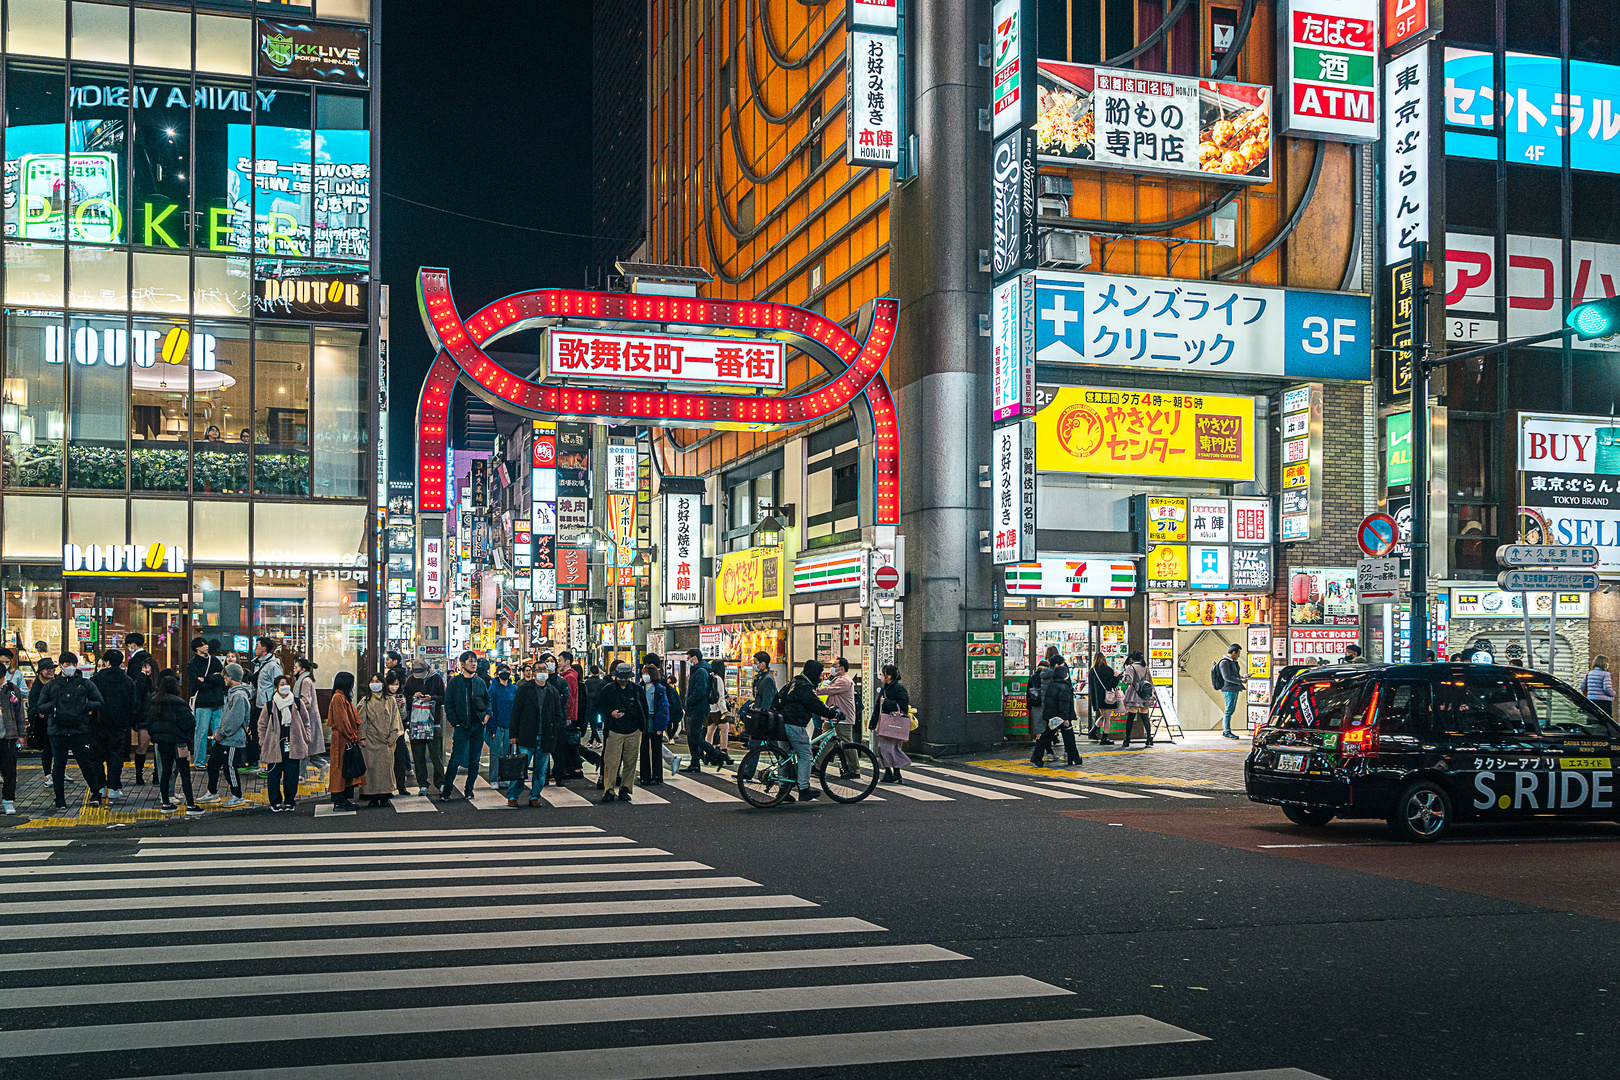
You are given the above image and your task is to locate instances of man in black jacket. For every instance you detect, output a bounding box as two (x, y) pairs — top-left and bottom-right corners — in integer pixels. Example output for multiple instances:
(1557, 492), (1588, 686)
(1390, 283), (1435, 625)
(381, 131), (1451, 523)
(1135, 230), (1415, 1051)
(185, 637), (226, 765)
(441, 651), (490, 799)
(582, 666), (604, 745)
(773, 659), (839, 802)
(89, 649), (136, 802)
(593, 663), (648, 802)
(680, 649), (714, 773)
(509, 664), (564, 805)
(39, 652), (105, 810)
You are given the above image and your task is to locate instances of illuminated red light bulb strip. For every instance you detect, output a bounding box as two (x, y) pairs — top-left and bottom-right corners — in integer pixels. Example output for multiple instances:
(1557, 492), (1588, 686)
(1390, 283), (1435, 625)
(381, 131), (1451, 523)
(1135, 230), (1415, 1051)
(865, 371), (901, 526)
(415, 351), (460, 513)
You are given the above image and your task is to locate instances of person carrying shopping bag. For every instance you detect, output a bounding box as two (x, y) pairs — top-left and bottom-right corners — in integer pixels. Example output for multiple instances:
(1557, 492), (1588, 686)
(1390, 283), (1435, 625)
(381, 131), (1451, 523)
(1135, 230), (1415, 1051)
(1118, 650), (1156, 747)
(1087, 652), (1120, 745)
(1032, 661), (1083, 767)
(872, 664), (912, 784)
(325, 672), (364, 811)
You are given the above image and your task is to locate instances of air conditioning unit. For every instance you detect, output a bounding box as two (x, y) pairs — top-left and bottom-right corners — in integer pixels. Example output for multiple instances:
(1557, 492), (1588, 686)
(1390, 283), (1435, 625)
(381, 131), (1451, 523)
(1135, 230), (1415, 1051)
(1037, 194), (1070, 218)
(1038, 175), (1074, 197)
(1040, 230), (1091, 269)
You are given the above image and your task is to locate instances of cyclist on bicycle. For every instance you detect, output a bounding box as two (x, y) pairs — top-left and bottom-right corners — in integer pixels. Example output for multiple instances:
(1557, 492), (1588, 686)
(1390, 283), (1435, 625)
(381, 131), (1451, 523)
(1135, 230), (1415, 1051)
(773, 659), (841, 803)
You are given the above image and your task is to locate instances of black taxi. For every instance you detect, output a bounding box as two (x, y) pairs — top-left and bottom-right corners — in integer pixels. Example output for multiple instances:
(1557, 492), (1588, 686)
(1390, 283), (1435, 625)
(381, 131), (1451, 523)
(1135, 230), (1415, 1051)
(1245, 663), (1620, 841)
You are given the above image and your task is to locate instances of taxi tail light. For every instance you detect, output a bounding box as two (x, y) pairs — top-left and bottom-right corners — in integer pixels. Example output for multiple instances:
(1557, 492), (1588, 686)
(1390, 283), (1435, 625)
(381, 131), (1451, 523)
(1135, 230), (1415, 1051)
(1341, 698), (1380, 757)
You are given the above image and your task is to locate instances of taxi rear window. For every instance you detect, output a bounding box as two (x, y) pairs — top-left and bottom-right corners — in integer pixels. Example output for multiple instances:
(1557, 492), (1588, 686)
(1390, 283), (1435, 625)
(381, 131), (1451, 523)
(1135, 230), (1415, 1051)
(1276, 677), (1373, 730)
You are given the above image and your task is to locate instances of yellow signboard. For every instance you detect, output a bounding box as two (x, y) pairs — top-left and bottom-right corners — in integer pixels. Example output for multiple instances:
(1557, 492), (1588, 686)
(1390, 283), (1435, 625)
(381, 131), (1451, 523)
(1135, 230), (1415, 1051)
(1035, 387), (1256, 481)
(1145, 543), (1188, 589)
(716, 546), (784, 616)
(1144, 496), (1187, 543)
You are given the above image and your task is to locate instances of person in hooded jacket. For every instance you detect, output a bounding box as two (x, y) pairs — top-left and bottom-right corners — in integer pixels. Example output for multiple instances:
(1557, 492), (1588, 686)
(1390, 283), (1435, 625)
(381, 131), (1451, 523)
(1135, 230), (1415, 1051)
(357, 671), (403, 807)
(1032, 661), (1084, 768)
(39, 651), (106, 810)
(199, 664), (252, 807)
(89, 649), (136, 802)
(146, 673), (200, 814)
(773, 659), (840, 802)
(509, 662), (564, 805)
(326, 671), (363, 811)
(638, 662), (672, 786)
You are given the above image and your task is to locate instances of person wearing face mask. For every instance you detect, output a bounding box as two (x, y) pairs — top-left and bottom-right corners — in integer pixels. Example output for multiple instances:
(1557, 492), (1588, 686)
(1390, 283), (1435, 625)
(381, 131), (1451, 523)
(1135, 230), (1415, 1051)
(197, 663), (251, 808)
(257, 676), (304, 811)
(485, 665), (516, 783)
(593, 663), (649, 802)
(442, 651), (490, 800)
(325, 672), (363, 812)
(508, 661), (564, 805)
(679, 649), (715, 774)
(582, 666), (604, 745)
(38, 651), (106, 810)
(357, 671), (403, 807)
(638, 664), (671, 786)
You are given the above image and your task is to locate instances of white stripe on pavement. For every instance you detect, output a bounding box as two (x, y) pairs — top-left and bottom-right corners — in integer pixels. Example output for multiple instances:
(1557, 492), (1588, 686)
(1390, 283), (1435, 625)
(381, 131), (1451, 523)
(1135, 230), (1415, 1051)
(389, 795), (439, 812)
(660, 772), (745, 803)
(898, 773), (1020, 800)
(0, 876), (762, 918)
(0, 916), (884, 972)
(1139, 1071), (1332, 1080)
(0, 860), (715, 897)
(877, 782), (953, 801)
(113, 1015), (1206, 1080)
(25, 977), (1067, 1058)
(624, 787), (668, 804)
(470, 788), (514, 810)
(0, 943), (966, 1010)
(1142, 788), (1214, 799)
(0, 840), (74, 849)
(0, 894), (816, 941)
(538, 785), (594, 807)
(311, 802), (358, 818)
(0, 847), (674, 879)
(1043, 782), (1151, 799)
(133, 827), (603, 842)
(0, 852), (51, 862)
(911, 765), (1086, 799)
(135, 836), (636, 857)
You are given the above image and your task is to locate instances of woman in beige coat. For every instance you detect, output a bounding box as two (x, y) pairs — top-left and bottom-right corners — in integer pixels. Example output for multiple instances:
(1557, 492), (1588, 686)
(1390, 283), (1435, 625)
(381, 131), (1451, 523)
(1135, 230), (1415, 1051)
(357, 671), (404, 807)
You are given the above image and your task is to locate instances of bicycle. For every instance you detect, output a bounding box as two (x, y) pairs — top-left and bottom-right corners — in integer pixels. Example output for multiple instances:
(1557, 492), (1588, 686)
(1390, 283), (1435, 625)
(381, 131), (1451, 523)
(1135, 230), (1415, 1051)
(735, 718), (879, 807)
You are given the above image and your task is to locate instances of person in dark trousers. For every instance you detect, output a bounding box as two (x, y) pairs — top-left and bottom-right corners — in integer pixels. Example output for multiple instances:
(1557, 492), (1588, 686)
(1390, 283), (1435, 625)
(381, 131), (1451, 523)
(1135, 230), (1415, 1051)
(509, 661), (564, 805)
(26, 657), (55, 777)
(89, 649), (136, 802)
(639, 662), (672, 786)
(558, 650), (581, 744)
(485, 665), (516, 784)
(39, 651), (105, 810)
(1087, 652), (1120, 745)
(0, 651), (22, 815)
(442, 651), (490, 800)
(1118, 650), (1155, 747)
(773, 659), (839, 802)
(146, 674), (200, 815)
(199, 664), (252, 807)
(1217, 643), (1245, 739)
(680, 649), (714, 772)
(593, 663), (649, 802)
(258, 675), (304, 811)
(404, 660), (446, 795)
(326, 671), (364, 811)
(582, 666), (604, 745)
(1032, 661), (1083, 767)
(185, 637), (226, 765)
(128, 653), (157, 784)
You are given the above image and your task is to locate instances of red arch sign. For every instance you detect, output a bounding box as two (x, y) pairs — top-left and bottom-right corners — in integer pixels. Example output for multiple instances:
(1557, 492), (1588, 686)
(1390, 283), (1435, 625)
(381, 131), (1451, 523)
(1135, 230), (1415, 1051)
(414, 269), (900, 525)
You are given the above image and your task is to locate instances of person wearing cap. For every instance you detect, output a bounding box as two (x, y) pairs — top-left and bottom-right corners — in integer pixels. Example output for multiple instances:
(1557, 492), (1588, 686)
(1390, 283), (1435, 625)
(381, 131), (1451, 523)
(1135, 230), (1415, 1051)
(593, 662), (649, 802)
(771, 659), (841, 802)
(485, 664), (516, 782)
(199, 663), (252, 808)
(404, 659), (446, 795)
(27, 657), (55, 779)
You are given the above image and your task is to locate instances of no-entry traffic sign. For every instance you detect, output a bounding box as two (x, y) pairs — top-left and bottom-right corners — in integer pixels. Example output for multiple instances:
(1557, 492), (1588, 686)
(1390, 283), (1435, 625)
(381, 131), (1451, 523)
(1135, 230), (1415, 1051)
(1357, 513), (1398, 558)
(875, 564), (900, 590)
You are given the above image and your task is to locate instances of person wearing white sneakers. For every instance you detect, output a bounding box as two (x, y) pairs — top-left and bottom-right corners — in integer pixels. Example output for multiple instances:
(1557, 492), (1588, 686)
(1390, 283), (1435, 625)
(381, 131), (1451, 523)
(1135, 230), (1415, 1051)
(0, 650), (20, 815)
(200, 665), (252, 809)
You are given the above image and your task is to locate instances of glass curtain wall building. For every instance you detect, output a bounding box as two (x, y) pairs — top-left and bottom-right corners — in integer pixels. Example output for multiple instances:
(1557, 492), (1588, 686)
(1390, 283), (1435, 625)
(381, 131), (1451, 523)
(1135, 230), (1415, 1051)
(0, 0), (376, 676)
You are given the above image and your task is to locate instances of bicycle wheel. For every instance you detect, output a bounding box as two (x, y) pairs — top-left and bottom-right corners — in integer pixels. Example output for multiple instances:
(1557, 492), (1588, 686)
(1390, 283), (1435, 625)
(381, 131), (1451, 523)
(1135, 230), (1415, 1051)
(736, 744), (789, 807)
(816, 740), (879, 803)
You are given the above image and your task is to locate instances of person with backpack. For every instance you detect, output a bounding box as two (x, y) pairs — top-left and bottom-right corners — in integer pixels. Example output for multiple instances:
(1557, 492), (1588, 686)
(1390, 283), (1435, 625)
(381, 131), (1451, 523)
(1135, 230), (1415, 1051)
(0, 650), (23, 814)
(1215, 642), (1245, 740)
(1027, 650), (1057, 741)
(199, 664), (252, 808)
(39, 651), (105, 810)
(772, 659), (840, 802)
(679, 649), (716, 773)
(26, 657), (55, 776)
(186, 637), (226, 765)
(89, 649), (136, 802)
(706, 658), (736, 760)
(1118, 650), (1155, 748)
(1032, 661), (1082, 767)
(1087, 652), (1120, 746)
(146, 673), (201, 815)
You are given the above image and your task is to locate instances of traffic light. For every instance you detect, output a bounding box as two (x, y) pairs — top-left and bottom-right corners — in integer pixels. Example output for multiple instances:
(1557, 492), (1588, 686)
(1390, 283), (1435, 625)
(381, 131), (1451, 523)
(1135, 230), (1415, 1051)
(1567, 295), (1620, 340)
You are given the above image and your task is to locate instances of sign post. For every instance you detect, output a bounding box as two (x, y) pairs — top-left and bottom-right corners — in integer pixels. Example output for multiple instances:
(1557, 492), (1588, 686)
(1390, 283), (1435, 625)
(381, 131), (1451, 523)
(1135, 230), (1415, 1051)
(1495, 545), (1600, 674)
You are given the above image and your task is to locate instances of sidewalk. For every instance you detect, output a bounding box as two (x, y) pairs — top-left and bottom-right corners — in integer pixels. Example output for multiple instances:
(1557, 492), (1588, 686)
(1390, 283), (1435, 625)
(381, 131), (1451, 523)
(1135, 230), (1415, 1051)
(4, 752), (332, 829)
(952, 729), (1251, 792)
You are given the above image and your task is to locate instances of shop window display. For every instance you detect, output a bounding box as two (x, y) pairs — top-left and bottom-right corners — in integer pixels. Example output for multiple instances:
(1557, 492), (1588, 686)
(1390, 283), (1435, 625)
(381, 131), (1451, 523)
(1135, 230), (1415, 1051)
(3, 312), (65, 488)
(192, 321), (250, 493)
(129, 316), (189, 492)
(253, 325), (309, 495)
(65, 313), (128, 489)
(2, 563), (63, 659)
(312, 328), (363, 497)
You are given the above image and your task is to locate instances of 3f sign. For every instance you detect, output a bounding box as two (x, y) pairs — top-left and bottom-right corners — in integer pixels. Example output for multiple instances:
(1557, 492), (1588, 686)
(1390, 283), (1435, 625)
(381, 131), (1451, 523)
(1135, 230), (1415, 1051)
(1300, 317), (1359, 355)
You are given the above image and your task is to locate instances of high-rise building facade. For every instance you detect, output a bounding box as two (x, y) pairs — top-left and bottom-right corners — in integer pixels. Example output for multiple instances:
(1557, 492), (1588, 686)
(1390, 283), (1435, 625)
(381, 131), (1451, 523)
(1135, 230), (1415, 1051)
(592, 0), (646, 270)
(0, 0), (378, 675)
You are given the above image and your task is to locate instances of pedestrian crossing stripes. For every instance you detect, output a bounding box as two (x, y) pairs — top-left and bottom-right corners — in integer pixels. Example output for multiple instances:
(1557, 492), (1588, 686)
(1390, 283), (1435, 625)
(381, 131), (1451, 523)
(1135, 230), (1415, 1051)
(0, 826), (1325, 1079)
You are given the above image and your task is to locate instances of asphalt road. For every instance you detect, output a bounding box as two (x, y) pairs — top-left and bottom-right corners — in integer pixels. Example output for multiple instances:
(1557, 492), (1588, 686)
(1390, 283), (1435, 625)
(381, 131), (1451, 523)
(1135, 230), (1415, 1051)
(1, 759), (1616, 1080)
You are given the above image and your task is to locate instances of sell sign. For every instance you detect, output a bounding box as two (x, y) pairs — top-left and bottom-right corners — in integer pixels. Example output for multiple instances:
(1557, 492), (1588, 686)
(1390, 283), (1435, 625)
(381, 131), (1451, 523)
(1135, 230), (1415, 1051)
(1281, 0), (1380, 142)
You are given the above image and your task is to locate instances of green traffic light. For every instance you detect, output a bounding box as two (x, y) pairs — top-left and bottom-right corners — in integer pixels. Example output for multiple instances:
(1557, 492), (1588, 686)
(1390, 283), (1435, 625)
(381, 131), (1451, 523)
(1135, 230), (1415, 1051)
(1568, 295), (1620, 340)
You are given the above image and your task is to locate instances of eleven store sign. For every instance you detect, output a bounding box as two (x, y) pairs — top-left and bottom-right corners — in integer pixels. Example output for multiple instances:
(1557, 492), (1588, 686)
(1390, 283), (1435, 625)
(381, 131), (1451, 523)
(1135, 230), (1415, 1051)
(1005, 558), (1137, 597)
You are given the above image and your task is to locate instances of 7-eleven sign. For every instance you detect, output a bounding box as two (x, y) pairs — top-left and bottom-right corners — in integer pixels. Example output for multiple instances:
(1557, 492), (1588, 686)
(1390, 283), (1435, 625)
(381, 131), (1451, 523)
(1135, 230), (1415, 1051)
(1004, 558), (1138, 597)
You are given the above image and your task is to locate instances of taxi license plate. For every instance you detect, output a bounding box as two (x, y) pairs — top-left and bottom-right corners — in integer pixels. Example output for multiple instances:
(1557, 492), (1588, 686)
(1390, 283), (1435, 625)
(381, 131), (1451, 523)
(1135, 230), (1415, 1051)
(1276, 751), (1308, 773)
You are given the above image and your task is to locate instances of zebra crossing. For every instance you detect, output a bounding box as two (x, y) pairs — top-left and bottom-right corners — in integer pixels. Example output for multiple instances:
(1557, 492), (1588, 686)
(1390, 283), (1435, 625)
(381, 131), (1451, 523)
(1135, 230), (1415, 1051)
(0, 825), (1327, 1080)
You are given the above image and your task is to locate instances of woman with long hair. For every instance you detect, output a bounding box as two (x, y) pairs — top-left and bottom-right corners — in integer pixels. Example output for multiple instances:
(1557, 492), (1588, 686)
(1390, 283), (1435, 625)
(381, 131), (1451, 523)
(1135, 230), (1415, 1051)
(356, 670), (403, 807)
(1118, 649), (1155, 748)
(872, 664), (912, 784)
(326, 671), (363, 811)
(1088, 651), (1119, 745)
(292, 657), (326, 775)
(146, 674), (200, 814)
(129, 653), (157, 786)
(257, 675), (302, 811)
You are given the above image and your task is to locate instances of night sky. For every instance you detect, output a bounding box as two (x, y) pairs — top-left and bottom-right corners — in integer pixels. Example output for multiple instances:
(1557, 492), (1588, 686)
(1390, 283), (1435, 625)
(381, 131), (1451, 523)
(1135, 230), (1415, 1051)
(380, 0), (595, 483)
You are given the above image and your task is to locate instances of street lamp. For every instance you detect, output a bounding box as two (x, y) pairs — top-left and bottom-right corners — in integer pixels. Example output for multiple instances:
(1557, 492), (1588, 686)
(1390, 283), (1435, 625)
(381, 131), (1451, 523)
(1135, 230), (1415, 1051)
(753, 504), (795, 547)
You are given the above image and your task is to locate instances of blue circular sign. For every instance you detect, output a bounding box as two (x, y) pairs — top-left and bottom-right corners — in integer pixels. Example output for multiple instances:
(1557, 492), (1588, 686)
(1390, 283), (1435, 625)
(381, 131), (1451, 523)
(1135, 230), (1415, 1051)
(1358, 514), (1398, 558)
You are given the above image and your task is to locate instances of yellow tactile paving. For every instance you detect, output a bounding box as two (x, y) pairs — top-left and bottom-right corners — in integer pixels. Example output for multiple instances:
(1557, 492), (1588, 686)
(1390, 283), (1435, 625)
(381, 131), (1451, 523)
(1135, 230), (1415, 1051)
(12, 767), (331, 829)
(965, 758), (1220, 789)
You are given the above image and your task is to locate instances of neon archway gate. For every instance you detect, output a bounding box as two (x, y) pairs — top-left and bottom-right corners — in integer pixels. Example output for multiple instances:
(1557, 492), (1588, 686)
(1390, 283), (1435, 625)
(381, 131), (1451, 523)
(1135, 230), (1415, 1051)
(412, 269), (901, 530)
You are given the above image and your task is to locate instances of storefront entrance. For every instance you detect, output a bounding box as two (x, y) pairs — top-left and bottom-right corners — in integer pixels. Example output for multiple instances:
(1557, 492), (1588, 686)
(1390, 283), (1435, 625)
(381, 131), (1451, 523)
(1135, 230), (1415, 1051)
(66, 582), (187, 672)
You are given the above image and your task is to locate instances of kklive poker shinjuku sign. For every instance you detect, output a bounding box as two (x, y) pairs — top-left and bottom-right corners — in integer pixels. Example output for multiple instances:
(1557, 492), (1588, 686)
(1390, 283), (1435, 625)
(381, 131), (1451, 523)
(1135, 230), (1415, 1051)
(1035, 387), (1259, 481)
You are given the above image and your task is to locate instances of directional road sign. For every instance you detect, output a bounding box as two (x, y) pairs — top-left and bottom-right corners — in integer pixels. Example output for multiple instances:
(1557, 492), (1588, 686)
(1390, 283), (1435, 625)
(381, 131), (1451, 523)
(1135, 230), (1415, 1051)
(1497, 569), (1600, 592)
(1496, 544), (1600, 568)
(1357, 557), (1402, 602)
(1357, 513), (1399, 558)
